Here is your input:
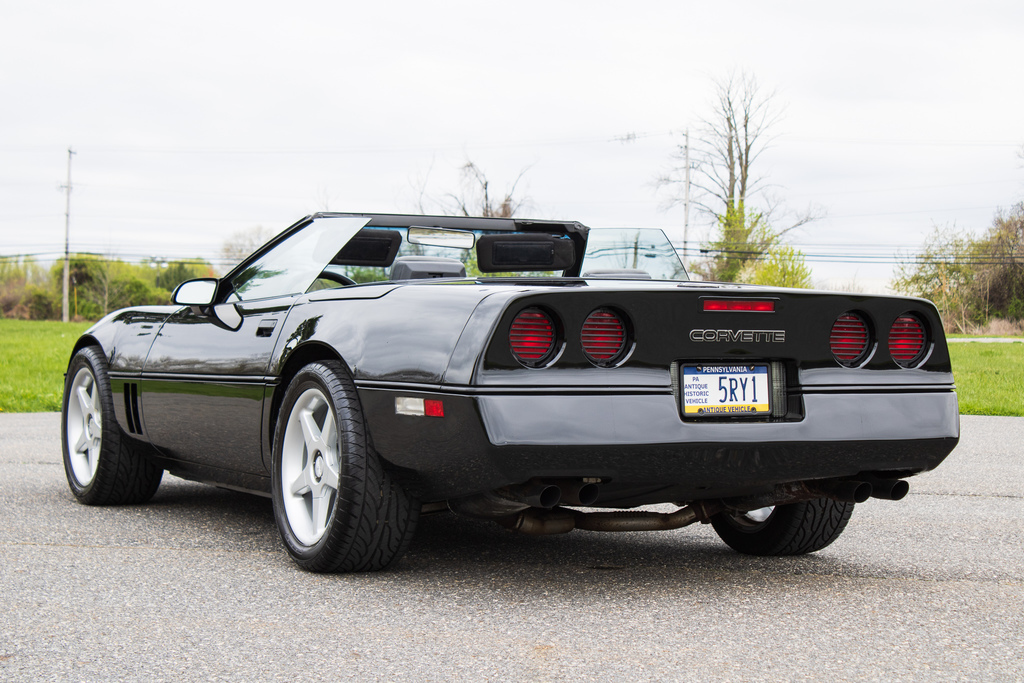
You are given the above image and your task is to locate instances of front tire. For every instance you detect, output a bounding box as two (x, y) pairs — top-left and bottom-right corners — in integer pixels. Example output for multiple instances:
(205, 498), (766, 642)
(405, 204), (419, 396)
(271, 361), (419, 572)
(711, 499), (854, 556)
(61, 346), (163, 505)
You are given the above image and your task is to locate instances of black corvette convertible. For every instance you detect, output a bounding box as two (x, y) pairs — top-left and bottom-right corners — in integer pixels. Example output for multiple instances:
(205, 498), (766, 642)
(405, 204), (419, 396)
(61, 213), (959, 572)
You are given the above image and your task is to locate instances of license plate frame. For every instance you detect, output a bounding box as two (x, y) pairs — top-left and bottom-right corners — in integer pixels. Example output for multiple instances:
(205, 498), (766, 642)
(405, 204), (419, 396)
(681, 364), (771, 417)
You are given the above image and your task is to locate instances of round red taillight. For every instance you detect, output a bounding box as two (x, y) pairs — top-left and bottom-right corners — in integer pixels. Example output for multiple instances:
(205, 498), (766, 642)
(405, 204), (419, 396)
(581, 308), (628, 365)
(830, 312), (870, 366)
(889, 314), (927, 367)
(509, 308), (557, 366)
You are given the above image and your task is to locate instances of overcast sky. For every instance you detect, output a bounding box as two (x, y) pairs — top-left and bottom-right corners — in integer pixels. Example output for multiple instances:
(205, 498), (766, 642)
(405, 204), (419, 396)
(2, 1), (1022, 289)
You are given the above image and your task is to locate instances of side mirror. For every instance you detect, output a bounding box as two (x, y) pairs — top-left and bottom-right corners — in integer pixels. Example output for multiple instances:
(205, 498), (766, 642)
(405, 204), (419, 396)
(172, 279), (218, 306)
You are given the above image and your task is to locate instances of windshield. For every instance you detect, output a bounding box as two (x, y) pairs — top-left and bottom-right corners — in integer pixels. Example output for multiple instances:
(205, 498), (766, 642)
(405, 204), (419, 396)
(230, 216), (370, 300)
(234, 217), (688, 299)
(581, 228), (687, 281)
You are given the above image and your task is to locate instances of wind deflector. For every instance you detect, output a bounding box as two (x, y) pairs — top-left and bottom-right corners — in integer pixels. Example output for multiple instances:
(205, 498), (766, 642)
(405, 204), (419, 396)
(476, 233), (576, 273)
(331, 229), (402, 267)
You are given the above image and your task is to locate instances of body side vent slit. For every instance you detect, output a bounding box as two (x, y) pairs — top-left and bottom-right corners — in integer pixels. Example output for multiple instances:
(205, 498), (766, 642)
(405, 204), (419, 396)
(123, 385), (136, 434)
(129, 383), (143, 435)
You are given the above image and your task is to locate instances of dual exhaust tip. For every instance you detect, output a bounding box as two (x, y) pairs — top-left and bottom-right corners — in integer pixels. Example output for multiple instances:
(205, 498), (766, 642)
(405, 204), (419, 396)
(517, 480), (600, 509)
(811, 476), (910, 503)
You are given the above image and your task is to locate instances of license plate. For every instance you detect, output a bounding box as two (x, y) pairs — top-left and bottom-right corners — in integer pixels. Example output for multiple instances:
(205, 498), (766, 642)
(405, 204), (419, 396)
(682, 364), (770, 416)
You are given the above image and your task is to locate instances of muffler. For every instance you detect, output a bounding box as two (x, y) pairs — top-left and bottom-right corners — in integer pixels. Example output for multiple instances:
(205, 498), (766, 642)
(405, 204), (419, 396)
(499, 501), (723, 536)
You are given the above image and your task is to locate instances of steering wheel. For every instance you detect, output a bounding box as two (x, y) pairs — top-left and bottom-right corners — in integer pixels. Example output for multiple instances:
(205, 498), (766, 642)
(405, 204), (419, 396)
(318, 271), (356, 287)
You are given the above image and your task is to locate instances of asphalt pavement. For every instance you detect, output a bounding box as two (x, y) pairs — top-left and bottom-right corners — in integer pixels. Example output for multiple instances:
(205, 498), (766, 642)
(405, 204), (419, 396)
(1, 413), (1022, 682)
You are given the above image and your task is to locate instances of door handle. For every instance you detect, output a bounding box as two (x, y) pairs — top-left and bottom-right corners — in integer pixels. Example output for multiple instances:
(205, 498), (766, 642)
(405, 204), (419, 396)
(256, 319), (278, 337)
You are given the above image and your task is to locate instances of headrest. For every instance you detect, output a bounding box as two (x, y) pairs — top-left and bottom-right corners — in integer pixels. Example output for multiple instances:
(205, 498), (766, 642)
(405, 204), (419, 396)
(389, 256), (467, 280)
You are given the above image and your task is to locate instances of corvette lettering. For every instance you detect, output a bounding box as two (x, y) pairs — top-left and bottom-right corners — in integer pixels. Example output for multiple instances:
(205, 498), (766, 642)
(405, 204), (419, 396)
(689, 329), (786, 343)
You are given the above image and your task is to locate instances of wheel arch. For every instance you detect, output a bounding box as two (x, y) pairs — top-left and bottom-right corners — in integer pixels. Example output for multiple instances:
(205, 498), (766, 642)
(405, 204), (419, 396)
(265, 341), (351, 464)
(68, 335), (103, 369)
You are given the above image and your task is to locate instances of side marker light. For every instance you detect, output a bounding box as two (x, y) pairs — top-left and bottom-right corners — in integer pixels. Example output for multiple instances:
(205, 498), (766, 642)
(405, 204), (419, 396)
(395, 397), (444, 417)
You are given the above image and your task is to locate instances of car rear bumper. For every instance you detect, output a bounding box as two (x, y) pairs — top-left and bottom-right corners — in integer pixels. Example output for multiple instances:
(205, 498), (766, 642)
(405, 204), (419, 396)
(358, 386), (959, 503)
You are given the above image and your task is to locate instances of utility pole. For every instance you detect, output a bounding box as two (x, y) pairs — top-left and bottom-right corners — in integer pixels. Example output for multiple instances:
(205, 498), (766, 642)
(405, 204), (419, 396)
(61, 147), (75, 323)
(682, 129), (690, 271)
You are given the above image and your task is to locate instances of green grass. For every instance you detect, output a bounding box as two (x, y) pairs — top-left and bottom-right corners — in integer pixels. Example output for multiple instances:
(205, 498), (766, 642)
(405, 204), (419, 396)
(0, 319), (1021, 415)
(948, 342), (1024, 416)
(948, 333), (1024, 339)
(0, 319), (92, 412)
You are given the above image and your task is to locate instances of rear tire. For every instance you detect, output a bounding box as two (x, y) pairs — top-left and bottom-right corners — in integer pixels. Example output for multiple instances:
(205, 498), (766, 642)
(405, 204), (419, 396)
(711, 498), (854, 555)
(61, 346), (163, 505)
(271, 361), (419, 572)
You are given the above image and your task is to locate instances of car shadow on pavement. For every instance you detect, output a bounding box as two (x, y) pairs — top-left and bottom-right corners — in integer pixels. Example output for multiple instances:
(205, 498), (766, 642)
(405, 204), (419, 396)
(401, 507), (853, 583)
(57, 473), (858, 585)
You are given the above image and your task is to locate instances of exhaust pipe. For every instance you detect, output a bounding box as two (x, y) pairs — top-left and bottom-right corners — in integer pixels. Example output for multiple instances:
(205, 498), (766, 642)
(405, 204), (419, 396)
(449, 482), (561, 519)
(560, 481), (600, 506)
(861, 475), (910, 501)
(807, 479), (873, 503)
(726, 478), (876, 512)
(511, 482), (562, 508)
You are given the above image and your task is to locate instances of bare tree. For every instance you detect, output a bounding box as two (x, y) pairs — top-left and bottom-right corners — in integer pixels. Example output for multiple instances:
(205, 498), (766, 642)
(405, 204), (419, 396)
(698, 71), (779, 217)
(444, 161), (532, 218)
(658, 70), (779, 220)
(659, 71), (820, 282)
(220, 225), (275, 271)
(314, 186), (338, 212)
(409, 156), (437, 214)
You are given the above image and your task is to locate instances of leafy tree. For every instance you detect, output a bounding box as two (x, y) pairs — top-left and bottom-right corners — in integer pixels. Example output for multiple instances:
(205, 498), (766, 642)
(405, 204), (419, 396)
(21, 284), (59, 320)
(737, 245), (813, 289)
(893, 203), (1024, 331)
(1, 257), (47, 318)
(975, 204), (1024, 320)
(154, 260), (214, 292)
(49, 256), (170, 319)
(694, 205), (778, 282)
(893, 228), (980, 332)
(345, 267), (386, 284)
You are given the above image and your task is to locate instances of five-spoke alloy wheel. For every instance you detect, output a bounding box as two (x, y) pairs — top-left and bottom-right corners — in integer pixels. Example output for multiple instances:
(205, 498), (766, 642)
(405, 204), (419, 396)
(61, 346), (163, 505)
(65, 362), (104, 488)
(271, 361), (419, 572)
(280, 387), (343, 546)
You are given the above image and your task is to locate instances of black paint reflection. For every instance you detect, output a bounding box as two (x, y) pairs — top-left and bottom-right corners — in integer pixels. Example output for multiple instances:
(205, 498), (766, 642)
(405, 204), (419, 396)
(140, 296), (296, 475)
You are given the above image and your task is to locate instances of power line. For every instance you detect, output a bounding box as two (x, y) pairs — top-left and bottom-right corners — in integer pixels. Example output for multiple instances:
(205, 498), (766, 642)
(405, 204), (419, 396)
(779, 136), (1021, 148)
(3, 132), (1017, 156)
